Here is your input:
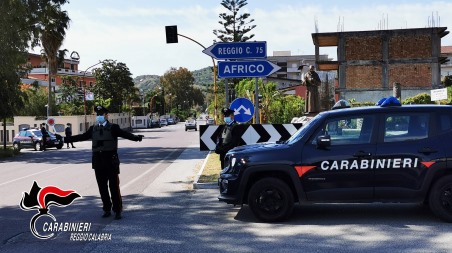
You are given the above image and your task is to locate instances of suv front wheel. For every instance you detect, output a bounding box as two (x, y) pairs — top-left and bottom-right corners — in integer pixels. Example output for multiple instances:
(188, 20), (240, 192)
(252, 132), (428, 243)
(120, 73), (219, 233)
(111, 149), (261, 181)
(429, 175), (452, 222)
(247, 177), (294, 222)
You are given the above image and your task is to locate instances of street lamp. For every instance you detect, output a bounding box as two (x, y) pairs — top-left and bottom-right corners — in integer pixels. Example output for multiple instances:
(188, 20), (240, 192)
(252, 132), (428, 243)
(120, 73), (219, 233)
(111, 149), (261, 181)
(149, 86), (162, 115)
(82, 61), (102, 130)
(45, 51), (80, 118)
(139, 89), (145, 116)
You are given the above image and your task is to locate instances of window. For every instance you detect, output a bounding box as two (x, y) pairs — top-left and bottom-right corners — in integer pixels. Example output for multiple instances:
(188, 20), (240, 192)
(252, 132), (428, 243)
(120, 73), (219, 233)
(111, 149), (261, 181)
(439, 114), (452, 133)
(312, 115), (374, 145)
(384, 113), (429, 142)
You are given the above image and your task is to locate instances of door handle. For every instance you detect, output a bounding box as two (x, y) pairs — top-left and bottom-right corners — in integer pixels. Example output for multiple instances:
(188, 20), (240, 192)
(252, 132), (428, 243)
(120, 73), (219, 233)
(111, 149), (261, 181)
(353, 151), (372, 158)
(418, 147), (437, 155)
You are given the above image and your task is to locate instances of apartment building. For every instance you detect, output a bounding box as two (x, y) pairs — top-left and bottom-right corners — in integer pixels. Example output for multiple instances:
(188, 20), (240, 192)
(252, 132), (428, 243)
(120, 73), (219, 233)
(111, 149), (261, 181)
(267, 51), (331, 93)
(22, 53), (97, 100)
(442, 46), (452, 78)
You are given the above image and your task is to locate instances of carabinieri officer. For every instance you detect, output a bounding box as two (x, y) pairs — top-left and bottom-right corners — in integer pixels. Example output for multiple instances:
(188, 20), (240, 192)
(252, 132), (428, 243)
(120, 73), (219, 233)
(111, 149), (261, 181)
(65, 105), (143, 220)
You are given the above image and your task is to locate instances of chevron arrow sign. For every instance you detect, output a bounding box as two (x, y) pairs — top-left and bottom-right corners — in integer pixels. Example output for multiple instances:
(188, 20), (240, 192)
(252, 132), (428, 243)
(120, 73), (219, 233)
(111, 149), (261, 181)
(199, 124), (303, 151)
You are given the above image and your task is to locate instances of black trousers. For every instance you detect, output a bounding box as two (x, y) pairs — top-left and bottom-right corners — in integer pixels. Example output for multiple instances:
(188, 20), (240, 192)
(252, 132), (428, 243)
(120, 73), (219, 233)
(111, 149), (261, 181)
(94, 168), (122, 213)
(219, 152), (226, 169)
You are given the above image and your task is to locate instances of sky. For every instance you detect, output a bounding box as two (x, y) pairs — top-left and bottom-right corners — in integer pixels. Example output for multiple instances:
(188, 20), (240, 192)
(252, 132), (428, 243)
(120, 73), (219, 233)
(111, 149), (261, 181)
(42, 0), (452, 77)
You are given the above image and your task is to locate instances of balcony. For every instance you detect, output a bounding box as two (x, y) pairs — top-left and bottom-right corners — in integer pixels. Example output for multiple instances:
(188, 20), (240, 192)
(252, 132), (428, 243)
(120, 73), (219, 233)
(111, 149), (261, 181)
(28, 68), (95, 77)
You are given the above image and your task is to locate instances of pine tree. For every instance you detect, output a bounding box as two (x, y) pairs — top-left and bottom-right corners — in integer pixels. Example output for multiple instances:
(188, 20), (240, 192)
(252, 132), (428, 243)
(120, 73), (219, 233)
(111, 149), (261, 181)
(213, 0), (256, 42)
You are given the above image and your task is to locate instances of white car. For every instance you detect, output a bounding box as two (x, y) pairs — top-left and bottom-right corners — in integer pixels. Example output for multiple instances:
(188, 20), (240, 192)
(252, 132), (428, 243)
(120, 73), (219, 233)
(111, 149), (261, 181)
(160, 119), (168, 126)
(185, 119), (197, 131)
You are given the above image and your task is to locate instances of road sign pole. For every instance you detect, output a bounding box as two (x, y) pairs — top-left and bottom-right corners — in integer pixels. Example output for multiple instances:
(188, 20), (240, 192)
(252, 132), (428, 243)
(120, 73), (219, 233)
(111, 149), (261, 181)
(255, 77), (260, 124)
(225, 78), (229, 107)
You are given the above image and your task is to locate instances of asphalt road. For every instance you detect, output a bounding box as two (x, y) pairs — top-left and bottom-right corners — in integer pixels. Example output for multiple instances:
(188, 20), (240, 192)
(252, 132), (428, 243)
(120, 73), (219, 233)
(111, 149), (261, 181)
(1, 122), (451, 253)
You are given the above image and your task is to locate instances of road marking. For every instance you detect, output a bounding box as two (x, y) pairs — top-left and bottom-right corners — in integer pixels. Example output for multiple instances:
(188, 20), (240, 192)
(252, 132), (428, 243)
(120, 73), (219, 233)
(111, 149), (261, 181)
(121, 149), (179, 191)
(0, 164), (69, 187)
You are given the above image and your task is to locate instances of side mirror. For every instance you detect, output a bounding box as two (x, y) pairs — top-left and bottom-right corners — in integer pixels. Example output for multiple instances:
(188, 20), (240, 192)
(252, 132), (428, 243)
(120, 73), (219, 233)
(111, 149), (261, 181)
(316, 135), (331, 149)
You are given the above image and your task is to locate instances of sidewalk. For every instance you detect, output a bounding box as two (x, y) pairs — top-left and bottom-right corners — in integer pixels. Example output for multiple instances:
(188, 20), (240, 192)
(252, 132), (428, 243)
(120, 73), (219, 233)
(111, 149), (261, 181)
(141, 146), (217, 197)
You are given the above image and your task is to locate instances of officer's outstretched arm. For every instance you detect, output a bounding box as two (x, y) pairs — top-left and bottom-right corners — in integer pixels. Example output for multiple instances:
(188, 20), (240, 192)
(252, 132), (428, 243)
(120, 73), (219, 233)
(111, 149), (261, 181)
(112, 124), (143, 142)
(66, 126), (93, 143)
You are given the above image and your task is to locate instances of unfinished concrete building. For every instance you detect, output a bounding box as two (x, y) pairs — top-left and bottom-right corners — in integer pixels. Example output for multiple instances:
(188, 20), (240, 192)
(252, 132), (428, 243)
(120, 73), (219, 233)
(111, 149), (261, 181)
(312, 27), (449, 102)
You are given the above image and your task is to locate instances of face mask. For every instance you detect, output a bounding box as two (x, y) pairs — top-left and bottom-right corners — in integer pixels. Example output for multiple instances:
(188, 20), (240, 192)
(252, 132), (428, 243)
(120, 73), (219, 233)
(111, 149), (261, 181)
(224, 117), (232, 124)
(96, 115), (106, 124)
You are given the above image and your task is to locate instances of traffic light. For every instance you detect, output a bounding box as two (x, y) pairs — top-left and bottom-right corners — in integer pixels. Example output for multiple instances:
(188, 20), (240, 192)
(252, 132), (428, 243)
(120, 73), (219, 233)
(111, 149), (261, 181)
(165, 25), (178, 43)
(258, 94), (263, 103)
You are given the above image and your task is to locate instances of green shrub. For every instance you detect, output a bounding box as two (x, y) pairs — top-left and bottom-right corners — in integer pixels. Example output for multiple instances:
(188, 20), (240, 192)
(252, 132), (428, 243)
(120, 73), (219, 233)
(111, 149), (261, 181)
(402, 93), (434, 104)
(0, 147), (21, 158)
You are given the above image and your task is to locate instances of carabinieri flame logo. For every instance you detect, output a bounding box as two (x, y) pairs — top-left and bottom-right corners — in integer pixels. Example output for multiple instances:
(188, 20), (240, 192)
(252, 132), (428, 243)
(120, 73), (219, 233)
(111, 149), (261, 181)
(20, 181), (81, 239)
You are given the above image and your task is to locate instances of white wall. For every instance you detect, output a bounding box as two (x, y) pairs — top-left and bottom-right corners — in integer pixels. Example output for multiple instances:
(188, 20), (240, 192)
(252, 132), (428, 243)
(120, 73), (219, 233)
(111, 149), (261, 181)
(1, 113), (132, 144)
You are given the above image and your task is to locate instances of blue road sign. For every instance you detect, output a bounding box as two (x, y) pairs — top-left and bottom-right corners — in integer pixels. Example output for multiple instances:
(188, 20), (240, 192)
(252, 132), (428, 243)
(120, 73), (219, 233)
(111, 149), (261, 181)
(230, 98), (255, 123)
(202, 41), (267, 60)
(218, 60), (281, 78)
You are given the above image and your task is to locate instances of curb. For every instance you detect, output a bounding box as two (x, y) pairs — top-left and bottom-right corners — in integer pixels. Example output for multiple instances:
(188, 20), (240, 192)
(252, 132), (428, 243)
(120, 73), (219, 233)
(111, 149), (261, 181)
(193, 151), (219, 189)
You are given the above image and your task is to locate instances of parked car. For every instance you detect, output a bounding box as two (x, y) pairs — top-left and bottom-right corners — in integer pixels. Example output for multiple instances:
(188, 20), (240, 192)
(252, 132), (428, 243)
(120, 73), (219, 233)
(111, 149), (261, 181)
(13, 128), (64, 151)
(160, 118), (168, 126)
(167, 118), (175, 125)
(185, 119), (197, 131)
(206, 118), (215, 125)
(150, 118), (161, 128)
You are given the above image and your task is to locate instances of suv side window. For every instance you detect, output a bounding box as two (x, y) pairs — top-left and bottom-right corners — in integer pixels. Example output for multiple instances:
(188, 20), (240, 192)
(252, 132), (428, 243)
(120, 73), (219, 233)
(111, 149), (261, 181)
(438, 113), (452, 133)
(384, 113), (429, 142)
(312, 115), (375, 145)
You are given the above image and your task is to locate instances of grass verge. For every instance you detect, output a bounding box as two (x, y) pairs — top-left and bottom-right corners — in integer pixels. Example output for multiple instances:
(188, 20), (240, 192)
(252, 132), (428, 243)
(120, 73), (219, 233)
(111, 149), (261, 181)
(198, 152), (222, 183)
(0, 147), (20, 158)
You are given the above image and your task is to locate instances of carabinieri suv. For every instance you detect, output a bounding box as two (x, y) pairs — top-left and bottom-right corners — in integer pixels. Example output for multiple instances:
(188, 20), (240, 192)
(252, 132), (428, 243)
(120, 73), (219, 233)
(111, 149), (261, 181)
(218, 101), (452, 222)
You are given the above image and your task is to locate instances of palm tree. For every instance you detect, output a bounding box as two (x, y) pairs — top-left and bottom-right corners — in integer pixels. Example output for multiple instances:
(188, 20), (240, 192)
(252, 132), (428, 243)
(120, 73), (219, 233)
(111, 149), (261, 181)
(33, 1), (70, 117)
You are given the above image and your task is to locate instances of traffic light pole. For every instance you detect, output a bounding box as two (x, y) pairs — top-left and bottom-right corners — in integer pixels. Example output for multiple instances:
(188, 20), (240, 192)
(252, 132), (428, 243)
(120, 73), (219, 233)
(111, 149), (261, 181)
(176, 33), (218, 123)
(165, 26), (218, 123)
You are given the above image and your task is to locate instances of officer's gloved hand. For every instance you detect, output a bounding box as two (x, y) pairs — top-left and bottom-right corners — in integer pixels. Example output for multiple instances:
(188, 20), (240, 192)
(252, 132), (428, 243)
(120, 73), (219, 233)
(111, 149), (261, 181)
(135, 135), (144, 142)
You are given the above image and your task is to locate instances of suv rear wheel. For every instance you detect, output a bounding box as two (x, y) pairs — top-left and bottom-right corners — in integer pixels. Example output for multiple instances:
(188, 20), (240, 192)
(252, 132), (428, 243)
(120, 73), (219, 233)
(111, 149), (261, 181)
(247, 177), (294, 222)
(429, 175), (452, 222)
(34, 142), (41, 151)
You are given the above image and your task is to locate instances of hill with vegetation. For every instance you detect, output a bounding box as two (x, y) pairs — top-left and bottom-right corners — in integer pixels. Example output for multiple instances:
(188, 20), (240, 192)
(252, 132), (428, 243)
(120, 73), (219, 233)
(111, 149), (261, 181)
(133, 67), (213, 92)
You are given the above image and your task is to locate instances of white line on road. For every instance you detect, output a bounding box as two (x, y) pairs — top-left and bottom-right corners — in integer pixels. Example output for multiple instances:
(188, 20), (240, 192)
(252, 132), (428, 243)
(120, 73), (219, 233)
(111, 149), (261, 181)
(120, 149), (179, 191)
(0, 164), (70, 187)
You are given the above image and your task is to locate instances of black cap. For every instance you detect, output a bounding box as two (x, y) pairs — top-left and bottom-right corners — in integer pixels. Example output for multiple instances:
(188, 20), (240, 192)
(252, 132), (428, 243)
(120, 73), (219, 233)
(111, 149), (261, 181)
(94, 105), (109, 115)
(222, 108), (234, 117)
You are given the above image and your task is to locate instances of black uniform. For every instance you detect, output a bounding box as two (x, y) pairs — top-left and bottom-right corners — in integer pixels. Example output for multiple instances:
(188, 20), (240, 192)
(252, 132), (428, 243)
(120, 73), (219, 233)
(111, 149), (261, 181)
(65, 124), (75, 148)
(40, 124), (49, 151)
(66, 118), (142, 218)
(215, 108), (241, 169)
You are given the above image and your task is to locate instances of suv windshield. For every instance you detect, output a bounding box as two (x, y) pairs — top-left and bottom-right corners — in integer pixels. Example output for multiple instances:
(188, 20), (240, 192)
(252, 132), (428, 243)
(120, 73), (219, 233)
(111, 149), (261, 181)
(286, 115), (322, 145)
